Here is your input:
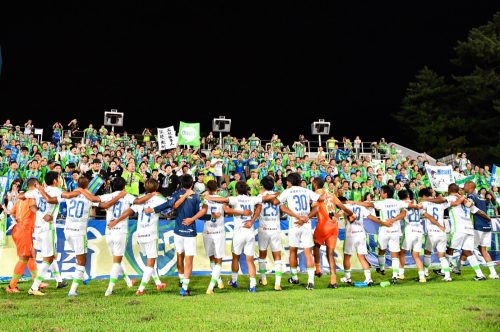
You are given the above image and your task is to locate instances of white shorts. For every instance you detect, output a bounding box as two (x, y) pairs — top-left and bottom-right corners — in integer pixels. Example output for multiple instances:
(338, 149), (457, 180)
(378, 232), (400, 252)
(65, 233), (87, 255)
(139, 241), (158, 259)
(232, 228), (255, 256)
(450, 232), (474, 251)
(402, 234), (423, 252)
(344, 233), (367, 255)
(474, 230), (492, 248)
(203, 233), (225, 259)
(258, 229), (282, 252)
(174, 234), (197, 256)
(424, 234), (447, 253)
(106, 233), (127, 257)
(288, 227), (313, 249)
(35, 229), (57, 257)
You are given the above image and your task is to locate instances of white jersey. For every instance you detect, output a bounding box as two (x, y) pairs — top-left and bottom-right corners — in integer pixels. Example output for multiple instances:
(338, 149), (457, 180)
(100, 191), (136, 235)
(403, 204), (423, 236)
(373, 198), (408, 234)
(345, 203), (369, 236)
(228, 195), (262, 229)
(421, 201), (450, 234)
(259, 191), (280, 230)
(277, 186), (320, 228)
(26, 186), (63, 234)
(446, 195), (477, 235)
(204, 195), (225, 235)
(59, 194), (93, 236)
(131, 194), (166, 243)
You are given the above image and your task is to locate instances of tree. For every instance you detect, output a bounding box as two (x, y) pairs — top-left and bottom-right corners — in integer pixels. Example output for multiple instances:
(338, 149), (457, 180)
(396, 12), (500, 165)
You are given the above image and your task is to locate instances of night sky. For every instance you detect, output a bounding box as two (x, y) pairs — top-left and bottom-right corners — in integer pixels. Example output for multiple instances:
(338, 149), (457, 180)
(1, 1), (499, 147)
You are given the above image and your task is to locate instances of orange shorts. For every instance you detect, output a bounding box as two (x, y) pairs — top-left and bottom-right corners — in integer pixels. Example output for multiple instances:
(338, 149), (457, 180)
(12, 225), (34, 257)
(314, 224), (338, 248)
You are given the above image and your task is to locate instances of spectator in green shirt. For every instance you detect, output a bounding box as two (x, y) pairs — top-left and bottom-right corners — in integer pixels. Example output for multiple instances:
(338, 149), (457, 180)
(122, 161), (143, 196)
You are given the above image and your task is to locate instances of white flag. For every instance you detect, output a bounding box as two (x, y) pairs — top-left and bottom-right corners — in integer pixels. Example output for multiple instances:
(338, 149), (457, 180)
(157, 126), (177, 150)
(425, 165), (454, 192)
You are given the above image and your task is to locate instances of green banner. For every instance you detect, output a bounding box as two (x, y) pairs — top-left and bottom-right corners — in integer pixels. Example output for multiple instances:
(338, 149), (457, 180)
(456, 175), (476, 186)
(177, 122), (200, 147)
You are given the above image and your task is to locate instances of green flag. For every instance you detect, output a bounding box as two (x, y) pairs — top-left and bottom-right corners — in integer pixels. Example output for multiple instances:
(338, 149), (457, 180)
(456, 175), (475, 187)
(177, 122), (200, 147)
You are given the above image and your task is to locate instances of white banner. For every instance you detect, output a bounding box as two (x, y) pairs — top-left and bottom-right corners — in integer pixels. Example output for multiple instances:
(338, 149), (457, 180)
(0, 176), (7, 197)
(157, 126), (177, 150)
(425, 165), (454, 192)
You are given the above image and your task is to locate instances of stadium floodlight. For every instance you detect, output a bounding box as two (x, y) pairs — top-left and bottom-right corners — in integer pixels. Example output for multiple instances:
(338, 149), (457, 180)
(311, 119), (330, 147)
(104, 109), (124, 132)
(212, 116), (231, 146)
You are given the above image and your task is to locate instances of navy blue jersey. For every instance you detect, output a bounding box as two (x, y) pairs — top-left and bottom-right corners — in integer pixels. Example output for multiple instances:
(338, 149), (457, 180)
(468, 192), (491, 232)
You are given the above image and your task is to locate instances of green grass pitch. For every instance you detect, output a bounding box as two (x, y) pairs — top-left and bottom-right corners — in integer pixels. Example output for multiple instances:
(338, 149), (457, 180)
(1, 268), (499, 331)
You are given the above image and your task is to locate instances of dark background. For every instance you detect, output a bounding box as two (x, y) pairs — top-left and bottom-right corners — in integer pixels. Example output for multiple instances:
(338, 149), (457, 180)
(1, 1), (498, 147)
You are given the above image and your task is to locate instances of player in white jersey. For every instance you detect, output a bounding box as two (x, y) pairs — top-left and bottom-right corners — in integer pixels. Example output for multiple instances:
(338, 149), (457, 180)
(350, 185), (412, 285)
(425, 184), (489, 281)
(341, 196), (392, 286)
(206, 180), (266, 293)
(184, 180), (251, 294)
(110, 179), (167, 295)
(257, 176), (284, 290)
(419, 188), (452, 281)
(97, 177), (158, 296)
(23, 171), (80, 295)
(42, 176), (103, 296)
(398, 190), (442, 283)
(270, 173), (323, 290)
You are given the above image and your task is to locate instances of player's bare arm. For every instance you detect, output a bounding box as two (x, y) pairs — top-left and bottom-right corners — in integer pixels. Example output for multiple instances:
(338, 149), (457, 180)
(243, 204), (262, 228)
(182, 205), (208, 226)
(98, 191), (128, 209)
(423, 212), (445, 232)
(107, 208), (134, 229)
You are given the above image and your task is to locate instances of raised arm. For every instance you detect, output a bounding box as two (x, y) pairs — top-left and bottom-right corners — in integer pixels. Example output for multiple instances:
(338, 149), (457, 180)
(421, 196), (447, 204)
(348, 200), (374, 208)
(99, 191), (128, 209)
(148, 197), (174, 214)
(73, 188), (101, 203)
(173, 189), (195, 209)
(205, 195), (230, 204)
(332, 195), (353, 216)
(133, 192), (157, 205)
(223, 205), (252, 217)
(38, 186), (62, 204)
(60, 190), (82, 200)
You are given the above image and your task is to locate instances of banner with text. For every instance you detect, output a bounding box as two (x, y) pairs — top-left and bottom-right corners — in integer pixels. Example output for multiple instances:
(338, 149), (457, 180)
(157, 126), (178, 151)
(426, 165), (454, 192)
(177, 122), (200, 147)
(1, 217), (499, 280)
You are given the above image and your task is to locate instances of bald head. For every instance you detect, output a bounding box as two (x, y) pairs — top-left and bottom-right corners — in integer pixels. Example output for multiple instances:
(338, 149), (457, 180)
(464, 181), (476, 194)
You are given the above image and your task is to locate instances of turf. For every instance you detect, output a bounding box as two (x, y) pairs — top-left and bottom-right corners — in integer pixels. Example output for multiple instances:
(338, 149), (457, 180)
(0, 268), (499, 332)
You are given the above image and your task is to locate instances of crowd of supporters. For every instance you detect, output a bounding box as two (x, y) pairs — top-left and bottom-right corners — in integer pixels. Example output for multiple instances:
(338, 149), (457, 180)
(1, 119), (498, 217)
